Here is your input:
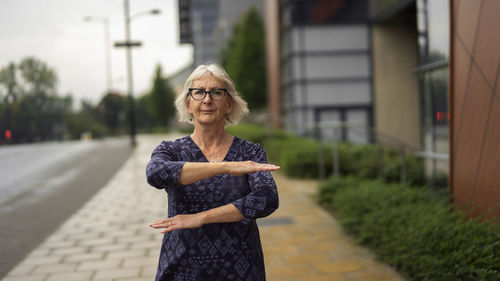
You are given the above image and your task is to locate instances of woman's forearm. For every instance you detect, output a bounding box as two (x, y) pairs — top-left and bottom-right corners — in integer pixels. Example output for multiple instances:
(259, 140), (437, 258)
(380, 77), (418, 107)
(149, 203), (245, 233)
(178, 161), (280, 185)
(178, 162), (227, 185)
(200, 203), (245, 224)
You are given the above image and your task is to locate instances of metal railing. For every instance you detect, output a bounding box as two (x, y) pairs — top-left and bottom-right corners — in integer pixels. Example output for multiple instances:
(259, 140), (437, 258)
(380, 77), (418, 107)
(308, 121), (447, 186)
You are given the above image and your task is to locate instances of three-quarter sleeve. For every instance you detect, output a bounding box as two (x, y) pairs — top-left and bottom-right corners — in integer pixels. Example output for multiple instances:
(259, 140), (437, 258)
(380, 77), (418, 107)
(231, 144), (279, 221)
(146, 141), (185, 189)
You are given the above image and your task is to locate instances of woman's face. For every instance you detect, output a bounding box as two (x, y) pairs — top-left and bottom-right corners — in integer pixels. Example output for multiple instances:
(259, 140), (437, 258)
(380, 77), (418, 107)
(186, 73), (233, 127)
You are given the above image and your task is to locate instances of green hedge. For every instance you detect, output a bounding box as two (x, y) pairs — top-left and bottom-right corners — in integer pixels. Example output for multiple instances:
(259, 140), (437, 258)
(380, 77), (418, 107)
(226, 123), (291, 144)
(269, 138), (332, 178)
(223, 124), (426, 184)
(226, 123), (268, 144)
(319, 177), (500, 281)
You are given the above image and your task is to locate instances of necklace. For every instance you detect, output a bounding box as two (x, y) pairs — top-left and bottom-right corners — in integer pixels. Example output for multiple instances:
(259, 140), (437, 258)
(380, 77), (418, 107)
(191, 134), (231, 163)
(209, 155), (219, 162)
(206, 151), (222, 162)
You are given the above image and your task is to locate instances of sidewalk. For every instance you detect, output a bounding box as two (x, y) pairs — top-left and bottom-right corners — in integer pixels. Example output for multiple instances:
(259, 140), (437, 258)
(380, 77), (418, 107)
(1, 134), (405, 281)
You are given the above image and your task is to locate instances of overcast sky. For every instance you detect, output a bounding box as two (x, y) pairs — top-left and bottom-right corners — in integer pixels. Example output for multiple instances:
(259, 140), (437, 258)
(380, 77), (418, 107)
(0, 0), (193, 105)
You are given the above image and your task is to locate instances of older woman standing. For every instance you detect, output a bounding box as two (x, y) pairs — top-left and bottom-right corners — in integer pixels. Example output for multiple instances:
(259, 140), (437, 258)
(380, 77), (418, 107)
(146, 64), (280, 281)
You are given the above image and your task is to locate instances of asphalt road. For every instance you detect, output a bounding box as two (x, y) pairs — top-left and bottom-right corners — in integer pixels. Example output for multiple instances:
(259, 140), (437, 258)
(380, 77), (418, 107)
(0, 137), (134, 278)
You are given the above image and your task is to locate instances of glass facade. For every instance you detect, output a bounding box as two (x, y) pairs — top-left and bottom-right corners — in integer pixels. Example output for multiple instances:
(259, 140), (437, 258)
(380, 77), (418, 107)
(281, 0), (373, 142)
(416, 0), (449, 179)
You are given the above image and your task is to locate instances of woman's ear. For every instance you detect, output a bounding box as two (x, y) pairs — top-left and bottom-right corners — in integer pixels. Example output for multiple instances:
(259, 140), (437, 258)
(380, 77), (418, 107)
(225, 97), (233, 114)
(185, 99), (192, 114)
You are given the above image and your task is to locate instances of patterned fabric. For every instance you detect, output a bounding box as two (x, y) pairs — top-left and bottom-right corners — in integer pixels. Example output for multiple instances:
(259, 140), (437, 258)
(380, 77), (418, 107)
(146, 136), (279, 281)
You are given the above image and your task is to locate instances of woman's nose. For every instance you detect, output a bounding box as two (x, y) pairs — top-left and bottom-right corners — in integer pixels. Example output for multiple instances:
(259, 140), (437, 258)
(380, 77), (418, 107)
(202, 93), (213, 102)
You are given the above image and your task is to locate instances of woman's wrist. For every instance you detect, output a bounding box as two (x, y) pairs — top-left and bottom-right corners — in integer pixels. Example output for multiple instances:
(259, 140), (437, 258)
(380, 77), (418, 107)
(198, 210), (210, 225)
(218, 161), (229, 175)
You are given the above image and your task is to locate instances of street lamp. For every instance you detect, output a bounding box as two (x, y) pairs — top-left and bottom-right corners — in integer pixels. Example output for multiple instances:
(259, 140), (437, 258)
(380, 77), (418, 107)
(116, 0), (161, 146)
(83, 16), (113, 93)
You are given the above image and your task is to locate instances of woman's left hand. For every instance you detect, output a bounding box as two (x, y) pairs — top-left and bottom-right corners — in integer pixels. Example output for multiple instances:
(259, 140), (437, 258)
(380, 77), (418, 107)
(149, 214), (205, 234)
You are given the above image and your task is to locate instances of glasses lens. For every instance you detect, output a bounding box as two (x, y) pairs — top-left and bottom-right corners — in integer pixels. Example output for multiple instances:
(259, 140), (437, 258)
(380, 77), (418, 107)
(209, 89), (224, 100)
(192, 89), (206, 100)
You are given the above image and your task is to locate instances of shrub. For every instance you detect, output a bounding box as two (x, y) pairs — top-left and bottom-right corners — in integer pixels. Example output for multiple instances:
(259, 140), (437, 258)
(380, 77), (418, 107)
(279, 138), (333, 178)
(224, 124), (426, 184)
(317, 176), (360, 207)
(319, 177), (500, 281)
(226, 123), (291, 145)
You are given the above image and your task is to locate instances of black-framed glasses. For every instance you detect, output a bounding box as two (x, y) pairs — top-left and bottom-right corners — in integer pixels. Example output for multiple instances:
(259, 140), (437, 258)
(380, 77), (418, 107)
(188, 88), (229, 101)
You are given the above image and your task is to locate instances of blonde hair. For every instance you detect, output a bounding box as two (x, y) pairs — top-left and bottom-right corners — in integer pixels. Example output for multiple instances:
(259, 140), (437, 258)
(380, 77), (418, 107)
(175, 63), (249, 126)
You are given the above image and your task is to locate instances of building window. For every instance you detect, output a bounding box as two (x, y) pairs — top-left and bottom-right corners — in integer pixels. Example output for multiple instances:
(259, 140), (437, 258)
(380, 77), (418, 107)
(416, 0), (449, 179)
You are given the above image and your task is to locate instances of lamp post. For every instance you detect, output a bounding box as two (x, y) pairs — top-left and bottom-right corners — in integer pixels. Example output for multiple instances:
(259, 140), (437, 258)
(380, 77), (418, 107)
(84, 16), (113, 93)
(116, 0), (161, 146)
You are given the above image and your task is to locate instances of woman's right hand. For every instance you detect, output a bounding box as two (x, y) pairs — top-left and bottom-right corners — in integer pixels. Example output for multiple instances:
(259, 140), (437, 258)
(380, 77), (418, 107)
(223, 161), (280, 176)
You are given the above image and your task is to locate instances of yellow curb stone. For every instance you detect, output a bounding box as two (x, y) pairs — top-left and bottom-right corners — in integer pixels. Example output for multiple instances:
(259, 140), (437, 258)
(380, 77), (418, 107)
(267, 264), (316, 278)
(296, 273), (350, 281)
(314, 261), (365, 273)
(283, 253), (330, 264)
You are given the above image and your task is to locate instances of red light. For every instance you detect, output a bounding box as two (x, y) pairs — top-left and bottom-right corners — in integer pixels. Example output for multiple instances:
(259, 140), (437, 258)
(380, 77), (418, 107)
(437, 112), (450, 121)
(5, 130), (12, 139)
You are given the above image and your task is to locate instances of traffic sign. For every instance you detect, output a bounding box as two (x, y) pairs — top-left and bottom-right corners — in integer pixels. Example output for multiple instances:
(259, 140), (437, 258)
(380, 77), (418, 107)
(114, 41), (142, 48)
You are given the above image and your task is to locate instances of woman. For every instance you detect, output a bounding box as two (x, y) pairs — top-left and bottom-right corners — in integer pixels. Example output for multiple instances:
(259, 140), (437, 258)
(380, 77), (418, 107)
(146, 63), (280, 281)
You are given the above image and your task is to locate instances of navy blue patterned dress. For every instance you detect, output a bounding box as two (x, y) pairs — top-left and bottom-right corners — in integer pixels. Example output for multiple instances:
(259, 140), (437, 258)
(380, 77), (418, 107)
(146, 136), (279, 281)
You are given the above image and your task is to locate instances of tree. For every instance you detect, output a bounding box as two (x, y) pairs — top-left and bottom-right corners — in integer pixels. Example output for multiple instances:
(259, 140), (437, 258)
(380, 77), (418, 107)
(0, 62), (19, 102)
(221, 7), (267, 110)
(97, 92), (128, 135)
(64, 99), (106, 140)
(18, 57), (58, 97)
(148, 64), (176, 126)
(0, 57), (72, 142)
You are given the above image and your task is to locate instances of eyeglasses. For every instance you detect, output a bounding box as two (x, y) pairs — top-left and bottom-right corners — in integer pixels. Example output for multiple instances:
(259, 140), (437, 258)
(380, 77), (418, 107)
(188, 88), (229, 101)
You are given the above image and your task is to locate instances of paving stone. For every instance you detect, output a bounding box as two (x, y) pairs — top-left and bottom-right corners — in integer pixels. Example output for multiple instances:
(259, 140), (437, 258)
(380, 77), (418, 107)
(129, 239), (161, 250)
(21, 256), (62, 266)
(105, 249), (147, 260)
(122, 256), (158, 267)
(140, 266), (157, 278)
(118, 277), (155, 281)
(5, 264), (36, 276)
(1, 275), (48, 281)
(50, 246), (87, 256)
(78, 237), (115, 247)
(92, 268), (141, 280)
(45, 272), (93, 281)
(39, 240), (75, 250)
(25, 248), (51, 258)
(63, 252), (104, 263)
(32, 264), (78, 274)
(89, 243), (129, 253)
(76, 259), (121, 271)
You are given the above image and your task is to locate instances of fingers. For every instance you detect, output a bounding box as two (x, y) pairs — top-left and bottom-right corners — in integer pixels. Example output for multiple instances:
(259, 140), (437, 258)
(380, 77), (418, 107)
(258, 163), (280, 171)
(249, 162), (280, 172)
(226, 161), (280, 176)
(149, 219), (176, 234)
